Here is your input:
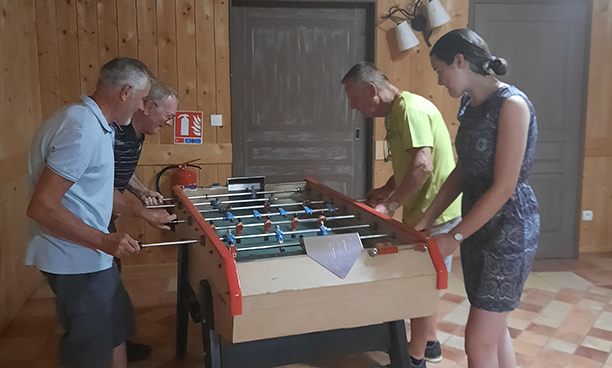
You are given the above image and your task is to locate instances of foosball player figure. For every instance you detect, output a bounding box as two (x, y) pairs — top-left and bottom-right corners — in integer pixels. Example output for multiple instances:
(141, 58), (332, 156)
(275, 225), (284, 244)
(318, 214), (326, 225)
(235, 220), (244, 244)
(318, 221), (329, 236)
(279, 208), (288, 218)
(226, 229), (235, 246)
(225, 206), (235, 222)
(209, 220), (216, 231)
(303, 202), (313, 215)
(263, 216), (272, 241)
(291, 214), (299, 238)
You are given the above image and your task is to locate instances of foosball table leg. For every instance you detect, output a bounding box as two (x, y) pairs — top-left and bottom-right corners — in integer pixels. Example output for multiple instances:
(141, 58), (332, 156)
(176, 244), (190, 359)
(200, 280), (222, 368)
(388, 320), (410, 368)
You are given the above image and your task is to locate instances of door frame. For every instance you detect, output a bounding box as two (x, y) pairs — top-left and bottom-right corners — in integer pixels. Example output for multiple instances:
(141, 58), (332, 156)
(468, 0), (592, 257)
(228, 0), (377, 193)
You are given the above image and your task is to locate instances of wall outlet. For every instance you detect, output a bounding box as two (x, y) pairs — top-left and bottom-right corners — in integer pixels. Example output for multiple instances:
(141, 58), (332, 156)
(582, 210), (593, 221)
(211, 114), (222, 127)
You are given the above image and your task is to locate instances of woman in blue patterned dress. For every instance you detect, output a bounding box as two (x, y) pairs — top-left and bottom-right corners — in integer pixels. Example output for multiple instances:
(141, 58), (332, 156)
(415, 29), (539, 368)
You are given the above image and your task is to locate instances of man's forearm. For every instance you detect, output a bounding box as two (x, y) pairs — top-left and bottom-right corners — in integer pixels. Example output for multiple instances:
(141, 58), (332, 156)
(126, 174), (148, 197)
(387, 147), (433, 205)
(113, 189), (146, 219)
(27, 168), (106, 251)
(387, 167), (430, 205)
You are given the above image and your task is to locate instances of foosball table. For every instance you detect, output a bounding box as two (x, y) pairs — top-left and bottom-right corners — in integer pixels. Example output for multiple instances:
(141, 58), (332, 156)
(170, 177), (447, 368)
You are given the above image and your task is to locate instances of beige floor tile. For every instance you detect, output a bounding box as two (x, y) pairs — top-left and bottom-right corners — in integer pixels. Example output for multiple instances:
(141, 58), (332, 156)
(533, 315), (564, 329)
(583, 335), (612, 353)
(516, 330), (550, 346)
(513, 339), (542, 357)
(543, 337), (578, 354)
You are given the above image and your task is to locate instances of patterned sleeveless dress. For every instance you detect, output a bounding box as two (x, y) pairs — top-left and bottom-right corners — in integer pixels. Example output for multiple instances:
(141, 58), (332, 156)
(455, 85), (540, 313)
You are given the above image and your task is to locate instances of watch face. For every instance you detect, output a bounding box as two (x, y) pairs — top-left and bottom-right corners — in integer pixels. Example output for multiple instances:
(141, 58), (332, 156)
(453, 233), (463, 242)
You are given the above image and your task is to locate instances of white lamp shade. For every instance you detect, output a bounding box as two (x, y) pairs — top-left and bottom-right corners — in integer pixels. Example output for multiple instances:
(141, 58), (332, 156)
(396, 21), (419, 51)
(426, 0), (451, 28)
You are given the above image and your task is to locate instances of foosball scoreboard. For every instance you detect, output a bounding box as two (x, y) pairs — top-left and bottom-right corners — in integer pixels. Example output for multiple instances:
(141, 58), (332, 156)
(170, 177), (447, 368)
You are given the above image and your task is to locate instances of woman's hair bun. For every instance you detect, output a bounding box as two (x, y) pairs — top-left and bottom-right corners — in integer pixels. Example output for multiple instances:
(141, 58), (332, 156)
(488, 57), (508, 76)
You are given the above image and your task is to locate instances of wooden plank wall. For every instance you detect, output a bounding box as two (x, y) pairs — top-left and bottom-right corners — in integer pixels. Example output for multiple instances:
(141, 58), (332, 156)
(0, 0), (44, 332)
(34, 0), (233, 266)
(580, 0), (612, 253)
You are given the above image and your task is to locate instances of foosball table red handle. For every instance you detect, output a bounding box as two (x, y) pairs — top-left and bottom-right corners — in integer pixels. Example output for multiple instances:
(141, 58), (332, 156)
(376, 246), (399, 255)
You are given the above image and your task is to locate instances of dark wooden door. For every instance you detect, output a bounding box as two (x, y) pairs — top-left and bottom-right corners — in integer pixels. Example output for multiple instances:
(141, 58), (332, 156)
(231, 1), (375, 197)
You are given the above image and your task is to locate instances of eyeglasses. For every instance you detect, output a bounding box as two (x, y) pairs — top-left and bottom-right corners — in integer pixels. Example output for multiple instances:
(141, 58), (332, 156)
(143, 98), (175, 123)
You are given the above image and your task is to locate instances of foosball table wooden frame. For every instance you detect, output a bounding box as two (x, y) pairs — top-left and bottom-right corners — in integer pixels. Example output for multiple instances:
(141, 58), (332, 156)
(172, 178), (447, 368)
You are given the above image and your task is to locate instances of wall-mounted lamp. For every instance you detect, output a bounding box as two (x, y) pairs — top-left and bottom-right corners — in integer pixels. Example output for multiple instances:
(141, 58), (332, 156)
(382, 0), (451, 51)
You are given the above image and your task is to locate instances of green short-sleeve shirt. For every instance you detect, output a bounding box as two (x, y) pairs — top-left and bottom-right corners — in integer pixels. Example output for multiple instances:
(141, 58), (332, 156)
(385, 91), (462, 227)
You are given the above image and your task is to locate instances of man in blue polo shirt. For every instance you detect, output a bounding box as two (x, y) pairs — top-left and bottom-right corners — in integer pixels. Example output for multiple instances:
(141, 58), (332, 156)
(26, 57), (154, 368)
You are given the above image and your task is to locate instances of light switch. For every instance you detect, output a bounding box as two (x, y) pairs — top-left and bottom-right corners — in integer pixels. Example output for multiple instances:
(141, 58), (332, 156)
(582, 210), (593, 221)
(211, 114), (222, 127)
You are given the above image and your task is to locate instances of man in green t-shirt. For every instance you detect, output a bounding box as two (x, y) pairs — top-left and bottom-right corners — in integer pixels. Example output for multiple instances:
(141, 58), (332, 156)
(342, 62), (461, 368)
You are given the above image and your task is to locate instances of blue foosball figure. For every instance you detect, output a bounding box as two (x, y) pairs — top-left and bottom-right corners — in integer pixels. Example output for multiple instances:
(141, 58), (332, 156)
(275, 225), (284, 244)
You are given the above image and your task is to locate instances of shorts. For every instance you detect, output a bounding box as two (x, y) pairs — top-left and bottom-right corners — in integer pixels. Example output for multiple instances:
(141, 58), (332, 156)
(430, 217), (461, 272)
(43, 264), (134, 368)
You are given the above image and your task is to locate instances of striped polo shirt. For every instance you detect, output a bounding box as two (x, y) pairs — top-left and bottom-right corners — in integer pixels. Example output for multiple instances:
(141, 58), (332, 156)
(113, 122), (144, 193)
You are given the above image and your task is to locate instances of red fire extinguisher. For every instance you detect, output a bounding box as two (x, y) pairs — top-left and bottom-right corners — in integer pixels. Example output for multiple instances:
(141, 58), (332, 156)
(155, 159), (201, 194)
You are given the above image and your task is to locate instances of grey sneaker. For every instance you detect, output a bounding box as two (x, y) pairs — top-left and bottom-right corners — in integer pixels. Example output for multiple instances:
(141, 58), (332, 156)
(410, 358), (426, 368)
(424, 340), (442, 363)
(407, 340), (442, 363)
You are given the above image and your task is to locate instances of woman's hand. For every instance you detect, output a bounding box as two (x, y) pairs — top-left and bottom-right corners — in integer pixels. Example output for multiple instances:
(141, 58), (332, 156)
(431, 233), (460, 258)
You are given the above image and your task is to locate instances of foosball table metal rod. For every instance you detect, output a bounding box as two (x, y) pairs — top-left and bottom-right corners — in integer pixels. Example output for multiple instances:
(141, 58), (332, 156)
(213, 215), (356, 231)
(162, 187), (305, 203)
(227, 224), (372, 241)
(199, 200), (326, 213)
(203, 207), (338, 222)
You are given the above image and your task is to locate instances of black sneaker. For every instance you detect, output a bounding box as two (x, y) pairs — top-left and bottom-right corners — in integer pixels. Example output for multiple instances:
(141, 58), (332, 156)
(410, 358), (426, 368)
(407, 340), (443, 363)
(424, 340), (442, 363)
(126, 340), (152, 362)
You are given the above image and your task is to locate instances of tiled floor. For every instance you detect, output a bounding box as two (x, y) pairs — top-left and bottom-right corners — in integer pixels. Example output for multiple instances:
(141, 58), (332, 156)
(3, 253), (612, 368)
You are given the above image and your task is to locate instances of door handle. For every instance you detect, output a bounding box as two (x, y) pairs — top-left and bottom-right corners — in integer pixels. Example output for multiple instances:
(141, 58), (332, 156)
(355, 128), (360, 140)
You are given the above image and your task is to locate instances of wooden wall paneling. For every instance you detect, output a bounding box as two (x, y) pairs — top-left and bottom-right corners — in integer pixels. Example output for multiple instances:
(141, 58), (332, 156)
(196, 0), (217, 144)
(0, 0), (43, 331)
(137, 0), (159, 77)
(76, 0), (100, 95)
(199, 164), (219, 186)
(579, 0), (612, 252)
(56, 0), (81, 105)
(214, 0), (231, 144)
(580, 157), (612, 253)
(176, 0), (198, 111)
(117, 0), (138, 58)
(97, 0), (119, 65)
(217, 163), (232, 185)
(156, 0), (178, 144)
(34, 0), (61, 120)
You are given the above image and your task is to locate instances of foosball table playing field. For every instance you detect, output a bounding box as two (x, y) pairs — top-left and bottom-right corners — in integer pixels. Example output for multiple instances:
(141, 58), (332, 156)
(167, 177), (447, 368)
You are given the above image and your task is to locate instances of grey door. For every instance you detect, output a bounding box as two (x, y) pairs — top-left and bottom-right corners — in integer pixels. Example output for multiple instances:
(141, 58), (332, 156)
(470, 0), (591, 258)
(231, 1), (374, 198)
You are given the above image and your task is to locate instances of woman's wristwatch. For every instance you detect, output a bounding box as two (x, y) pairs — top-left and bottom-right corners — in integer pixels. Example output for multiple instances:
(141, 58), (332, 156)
(388, 201), (400, 212)
(452, 232), (464, 243)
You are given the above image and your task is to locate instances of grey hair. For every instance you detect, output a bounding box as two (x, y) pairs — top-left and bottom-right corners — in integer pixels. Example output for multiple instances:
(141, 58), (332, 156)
(97, 57), (155, 91)
(147, 82), (179, 103)
(342, 61), (389, 88)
